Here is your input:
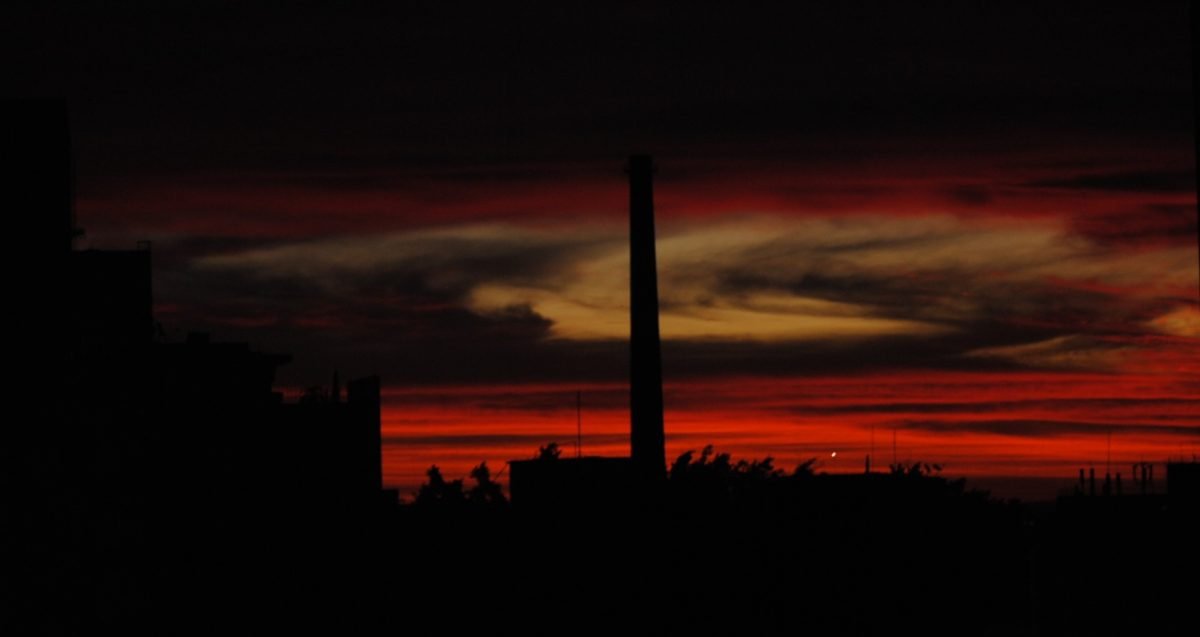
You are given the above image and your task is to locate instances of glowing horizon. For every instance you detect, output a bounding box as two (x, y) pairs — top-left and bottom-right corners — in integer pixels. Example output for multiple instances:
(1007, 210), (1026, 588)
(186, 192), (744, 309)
(51, 2), (1199, 503)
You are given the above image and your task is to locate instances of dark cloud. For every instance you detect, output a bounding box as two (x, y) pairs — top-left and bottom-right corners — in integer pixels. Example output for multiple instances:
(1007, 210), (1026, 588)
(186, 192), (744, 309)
(383, 433), (629, 448)
(1072, 204), (1198, 247)
(150, 231), (602, 385)
(149, 208), (1191, 388)
(717, 262), (1129, 337)
(943, 185), (993, 207)
(1026, 171), (1194, 193)
(10, 2), (1191, 188)
(777, 398), (1200, 417)
(660, 332), (1027, 379)
(165, 301), (1032, 390)
(898, 419), (1200, 438)
(471, 391), (628, 413)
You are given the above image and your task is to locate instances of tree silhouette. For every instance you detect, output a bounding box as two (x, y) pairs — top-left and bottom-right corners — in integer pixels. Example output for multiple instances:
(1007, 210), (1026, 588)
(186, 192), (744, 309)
(412, 463), (508, 510)
(466, 462), (507, 507)
(667, 445), (816, 510)
(669, 445), (803, 483)
(413, 464), (465, 508)
(890, 461), (943, 477)
(535, 442), (562, 461)
(792, 457), (817, 477)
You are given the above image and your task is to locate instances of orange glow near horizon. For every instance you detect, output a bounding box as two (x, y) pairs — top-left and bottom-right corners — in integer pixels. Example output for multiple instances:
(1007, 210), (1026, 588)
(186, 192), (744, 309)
(375, 366), (1200, 502)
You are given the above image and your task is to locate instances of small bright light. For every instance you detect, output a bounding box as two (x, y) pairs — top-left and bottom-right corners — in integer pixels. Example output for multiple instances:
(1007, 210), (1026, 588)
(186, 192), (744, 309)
(831, 451), (838, 458)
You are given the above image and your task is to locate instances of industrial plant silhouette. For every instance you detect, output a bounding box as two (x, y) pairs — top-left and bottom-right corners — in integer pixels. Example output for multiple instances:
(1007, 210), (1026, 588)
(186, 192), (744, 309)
(17, 99), (1198, 635)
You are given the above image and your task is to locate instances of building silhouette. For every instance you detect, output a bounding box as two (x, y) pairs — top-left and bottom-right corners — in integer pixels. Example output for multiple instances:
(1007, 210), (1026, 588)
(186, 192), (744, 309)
(16, 99), (388, 634)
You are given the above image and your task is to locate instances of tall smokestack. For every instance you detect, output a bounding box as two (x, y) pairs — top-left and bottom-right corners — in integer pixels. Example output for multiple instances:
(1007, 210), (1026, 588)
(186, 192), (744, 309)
(628, 155), (665, 480)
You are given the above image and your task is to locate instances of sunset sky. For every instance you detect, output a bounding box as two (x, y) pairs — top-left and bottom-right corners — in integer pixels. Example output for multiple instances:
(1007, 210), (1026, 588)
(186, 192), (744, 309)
(19, 2), (1198, 499)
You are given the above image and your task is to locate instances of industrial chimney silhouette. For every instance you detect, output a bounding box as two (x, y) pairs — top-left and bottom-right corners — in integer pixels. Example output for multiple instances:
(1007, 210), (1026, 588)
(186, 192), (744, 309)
(628, 155), (666, 480)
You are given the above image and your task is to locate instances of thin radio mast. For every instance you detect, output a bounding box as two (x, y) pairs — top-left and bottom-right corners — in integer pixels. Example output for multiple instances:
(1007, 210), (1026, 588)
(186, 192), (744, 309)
(1106, 428), (1112, 476)
(869, 423), (876, 474)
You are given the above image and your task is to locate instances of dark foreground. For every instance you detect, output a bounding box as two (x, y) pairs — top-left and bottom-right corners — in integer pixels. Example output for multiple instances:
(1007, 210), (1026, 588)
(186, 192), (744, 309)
(19, 469), (1198, 636)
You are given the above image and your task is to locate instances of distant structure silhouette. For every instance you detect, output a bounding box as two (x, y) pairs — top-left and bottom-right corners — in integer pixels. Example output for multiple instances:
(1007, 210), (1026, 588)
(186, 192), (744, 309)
(509, 155), (669, 505)
(14, 99), (391, 633)
(21, 100), (1196, 635)
(628, 154), (666, 480)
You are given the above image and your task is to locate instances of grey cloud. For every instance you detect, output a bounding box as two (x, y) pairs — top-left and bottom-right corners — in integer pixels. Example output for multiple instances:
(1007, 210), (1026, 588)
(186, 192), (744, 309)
(150, 215), (1191, 388)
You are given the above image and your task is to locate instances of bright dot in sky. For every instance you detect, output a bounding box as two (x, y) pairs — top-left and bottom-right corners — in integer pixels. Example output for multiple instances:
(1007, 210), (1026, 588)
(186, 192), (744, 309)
(831, 451), (838, 458)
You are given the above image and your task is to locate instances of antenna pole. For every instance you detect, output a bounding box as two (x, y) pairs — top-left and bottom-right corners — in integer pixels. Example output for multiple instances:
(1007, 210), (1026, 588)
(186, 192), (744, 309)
(868, 423), (876, 474)
(576, 390), (582, 459)
(1106, 428), (1112, 476)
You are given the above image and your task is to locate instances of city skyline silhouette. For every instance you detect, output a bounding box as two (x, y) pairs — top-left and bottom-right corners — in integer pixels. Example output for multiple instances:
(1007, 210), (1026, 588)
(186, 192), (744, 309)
(13, 3), (1196, 502)
(10, 3), (1200, 633)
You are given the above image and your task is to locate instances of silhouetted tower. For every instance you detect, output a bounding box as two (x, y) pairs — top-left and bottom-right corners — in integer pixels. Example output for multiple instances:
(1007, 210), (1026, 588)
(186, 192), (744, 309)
(1192, 1), (1200, 299)
(347, 375), (383, 493)
(628, 155), (666, 480)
